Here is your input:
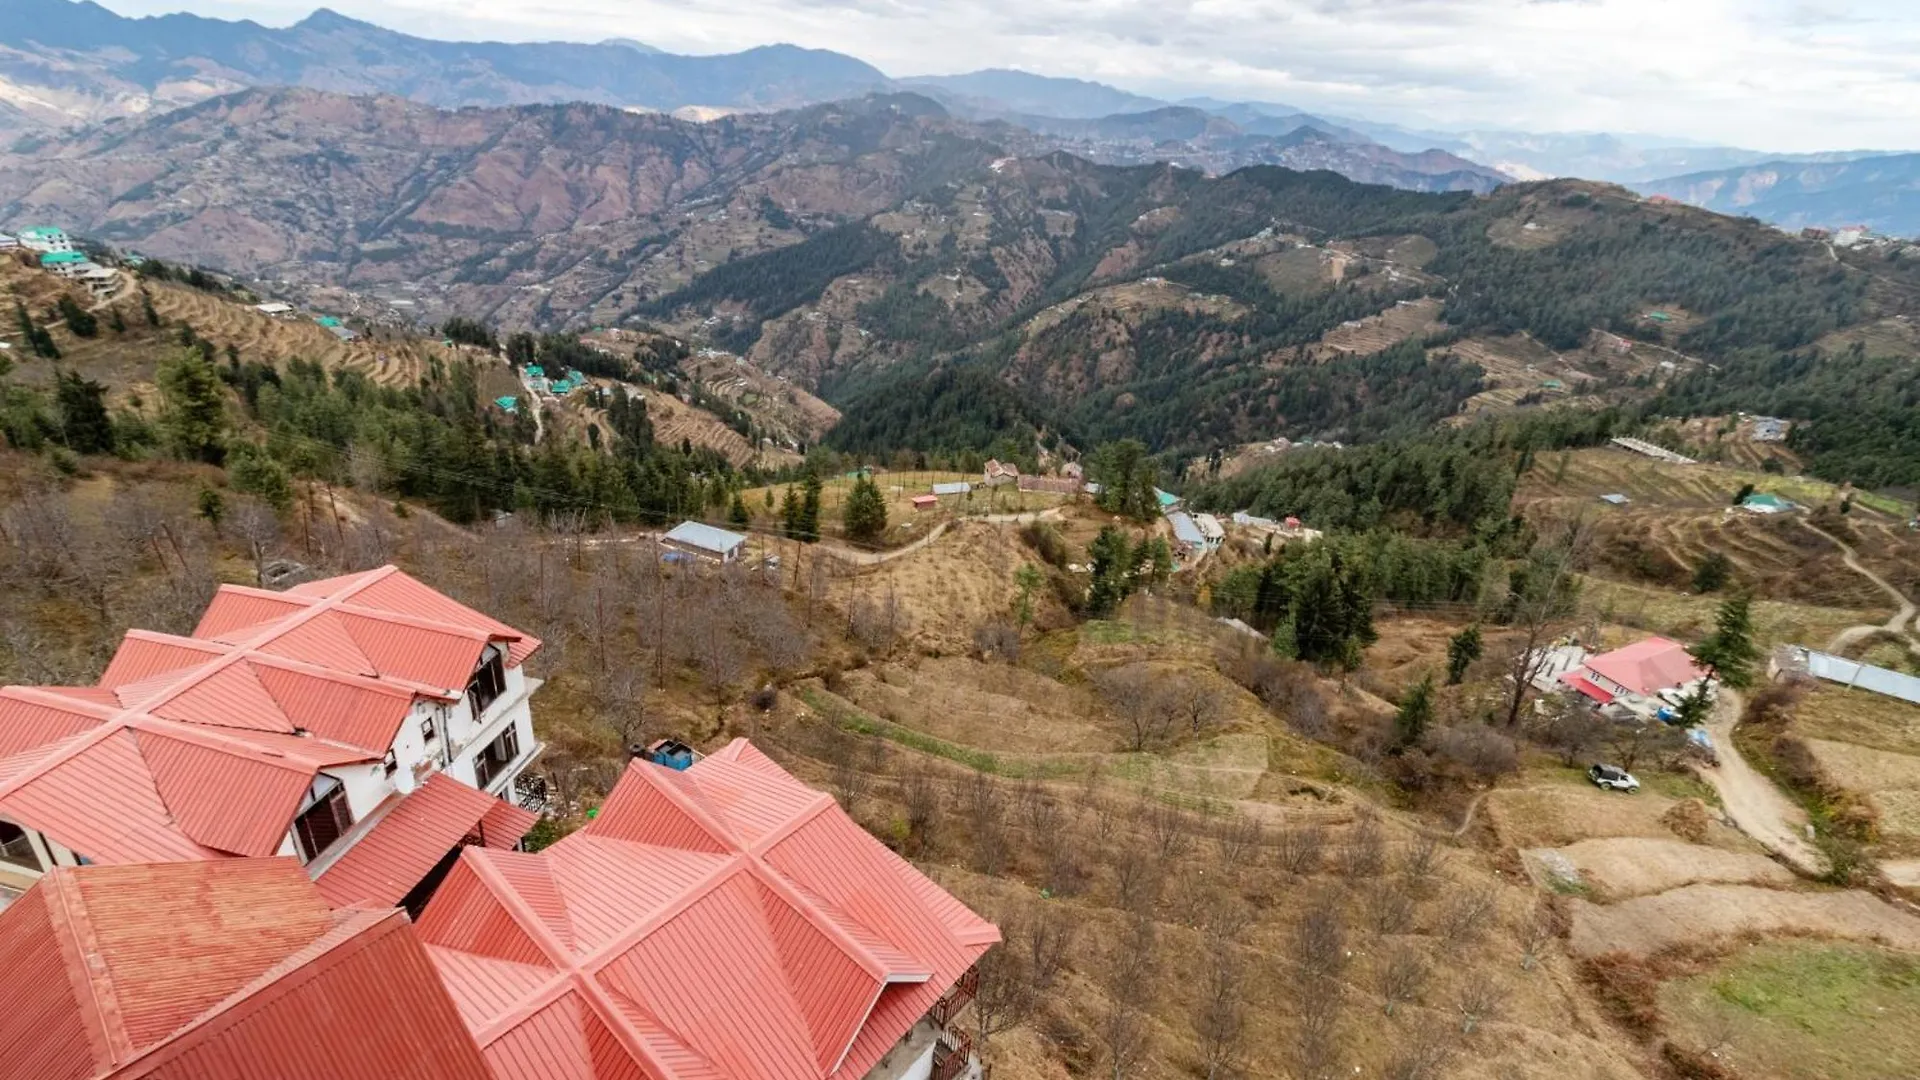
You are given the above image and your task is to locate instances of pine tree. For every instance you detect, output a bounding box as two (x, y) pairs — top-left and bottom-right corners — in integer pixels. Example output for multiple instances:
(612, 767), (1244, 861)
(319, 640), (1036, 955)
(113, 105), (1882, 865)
(156, 348), (228, 464)
(842, 474), (887, 544)
(729, 491), (751, 529)
(1013, 563), (1042, 631)
(56, 296), (97, 338)
(1394, 674), (1435, 748)
(54, 369), (114, 455)
(196, 485), (225, 532)
(799, 473), (823, 543)
(1086, 526), (1134, 617)
(781, 486), (802, 539)
(1692, 551), (1733, 593)
(1446, 623), (1483, 685)
(1691, 592), (1759, 690)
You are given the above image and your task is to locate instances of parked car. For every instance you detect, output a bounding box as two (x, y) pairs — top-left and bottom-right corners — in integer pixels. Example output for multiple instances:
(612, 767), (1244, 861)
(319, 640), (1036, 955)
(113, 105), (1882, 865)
(1588, 763), (1641, 793)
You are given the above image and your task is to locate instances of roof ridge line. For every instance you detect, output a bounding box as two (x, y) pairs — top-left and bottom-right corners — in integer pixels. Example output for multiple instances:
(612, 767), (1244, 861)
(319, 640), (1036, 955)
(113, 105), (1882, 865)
(0, 568), (396, 805)
(331, 598), (518, 643)
(463, 848), (685, 1080)
(1, 684), (122, 720)
(634, 761), (742, 851)
(577, 850), (752, 975)
(110, 908), (401, 1076)
(747, 858), (898, 984)
(747, 789), (836, 858)
(45, 869), (138, 1068)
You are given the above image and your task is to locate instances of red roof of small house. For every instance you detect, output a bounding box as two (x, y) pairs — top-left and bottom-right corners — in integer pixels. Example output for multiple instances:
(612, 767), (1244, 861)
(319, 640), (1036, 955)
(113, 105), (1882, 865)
(316, 772), (539, 908)
(1559, 670), (1616, 705)
(0, 566), (540, 870)
(1583, 636), (1709, 697)
(0, 859), (493, 1080)
(417, 738), (998, 1080)
(911, 494), (939, 507)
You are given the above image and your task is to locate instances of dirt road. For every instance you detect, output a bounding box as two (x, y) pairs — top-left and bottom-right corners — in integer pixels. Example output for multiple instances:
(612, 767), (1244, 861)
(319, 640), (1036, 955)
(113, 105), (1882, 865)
(1805, 520), (1920, 657)
(1698, 686), (1826, 876)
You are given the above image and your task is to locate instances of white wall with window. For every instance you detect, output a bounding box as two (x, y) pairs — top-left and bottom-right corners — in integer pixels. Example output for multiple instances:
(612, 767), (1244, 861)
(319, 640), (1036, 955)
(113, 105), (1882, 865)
(0, 816), (83, 888)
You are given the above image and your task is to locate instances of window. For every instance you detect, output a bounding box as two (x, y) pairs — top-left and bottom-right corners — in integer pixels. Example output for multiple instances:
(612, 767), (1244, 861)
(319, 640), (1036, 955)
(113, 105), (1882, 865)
(291, 775), (354, 864)
(421, 714), (437, 745)
(0, 820), (42, 871)
(473, 725), (521, 792)
(466, 647), (507, 718)
(383, 750), (398, 776)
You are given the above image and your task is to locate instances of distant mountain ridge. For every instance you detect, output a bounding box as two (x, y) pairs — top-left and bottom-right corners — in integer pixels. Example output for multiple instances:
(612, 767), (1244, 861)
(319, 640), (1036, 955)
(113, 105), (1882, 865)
(1633, 153), (1920, 236)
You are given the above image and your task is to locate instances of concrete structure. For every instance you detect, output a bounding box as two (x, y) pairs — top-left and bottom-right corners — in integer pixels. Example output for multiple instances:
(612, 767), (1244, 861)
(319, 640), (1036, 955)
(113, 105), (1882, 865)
(39, 250), (90, 277)
(0, 232), (16, 249)
(1194, 513), (1226, 549)
(0, 567), (543, 907)
(1751, 417), (1790, 442)
(662, 520), (748, 562)
(982, 458), (1019, 486)
(16, 226), (73, 253)
(1061, 461), (1084, 480)
(255, 301), (294, 315)
(1168, 511), (1207, 555)
(932, 481), (972, 497)
(1788, 647), (1920, 706)
(1600, 493), (1631, 506)
(1610, 436), (1696, 465)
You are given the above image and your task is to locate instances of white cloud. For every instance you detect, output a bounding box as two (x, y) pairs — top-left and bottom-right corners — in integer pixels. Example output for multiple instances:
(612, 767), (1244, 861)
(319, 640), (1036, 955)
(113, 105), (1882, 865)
(110, 0), (1920, 150)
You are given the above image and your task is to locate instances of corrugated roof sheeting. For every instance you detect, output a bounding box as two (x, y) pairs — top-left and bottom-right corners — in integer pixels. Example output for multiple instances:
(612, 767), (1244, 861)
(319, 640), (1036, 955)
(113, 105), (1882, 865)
(415, 856), (558, 969)
(135, 731), (316, 856)
(425, 945), (559, 1031)
(0, 886), (96, 1080)
(0, 690), (105, 757)
(481, 799), (540, 848)
(419, 738), (997, 1080)
(253, 664), (412, 754)
(98, 632), (228, 690)
(118, 907), (494, 1080)
(480, 991), (645, 1080)
(147, 664), (294, 734)
(338, 610), (487, 690)
(585, 764), (731, 854)
(0, 731), (215, 865)
(192, 588), (311, 641)
(67, 860), (334, 1055)
(349, 572), (537, 666)
(1803, 648), (1920, 705)
(315, 773), (533, 909)
(256, 615), (378, 675)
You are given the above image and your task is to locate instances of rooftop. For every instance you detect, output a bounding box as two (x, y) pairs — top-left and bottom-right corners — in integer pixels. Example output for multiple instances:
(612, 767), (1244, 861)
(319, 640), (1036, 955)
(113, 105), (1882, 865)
(1583, 636), (1708, 697)
(0, 859), (491, 1080)
(663, 520), (748, 554)
(0, 566), (538, 869)
(418, 739), (999, 1080)
(1168, 511), (1206, 546)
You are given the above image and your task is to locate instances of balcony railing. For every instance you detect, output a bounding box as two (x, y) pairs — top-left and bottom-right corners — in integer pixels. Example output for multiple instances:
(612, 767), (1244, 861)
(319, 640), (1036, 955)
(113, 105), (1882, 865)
(929, 964), (980, 1028)
(930, 1027), (974, 1080)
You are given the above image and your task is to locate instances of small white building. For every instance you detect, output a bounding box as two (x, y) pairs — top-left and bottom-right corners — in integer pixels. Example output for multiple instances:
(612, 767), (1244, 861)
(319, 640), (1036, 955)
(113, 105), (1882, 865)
(1194, 512), (1226, 549)
(662, 520), (748, 563)
(0, 233), (16, 250)
(255, 302), (294, 316)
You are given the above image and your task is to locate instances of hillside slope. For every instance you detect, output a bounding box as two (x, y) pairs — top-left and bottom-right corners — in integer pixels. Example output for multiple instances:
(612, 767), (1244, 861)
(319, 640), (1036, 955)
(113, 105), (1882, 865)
(1635, 153), (1920, 235)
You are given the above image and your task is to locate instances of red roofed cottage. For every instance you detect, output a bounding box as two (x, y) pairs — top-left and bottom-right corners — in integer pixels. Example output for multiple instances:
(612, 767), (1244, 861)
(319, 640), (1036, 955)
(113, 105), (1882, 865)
(0, 566), (544, 910)
(417, 738), (999, 1080)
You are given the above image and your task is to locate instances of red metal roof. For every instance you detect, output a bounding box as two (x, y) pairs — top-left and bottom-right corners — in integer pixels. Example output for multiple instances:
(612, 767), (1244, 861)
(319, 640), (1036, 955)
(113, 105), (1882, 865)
(415, 739), (997, 1080)
(1559, 670), (1617, 705)
(0, 566), (541, 875)
(0, 859), (493, 1080)
(315, 773), (539, 909)
(1584, 636), (1709, 697)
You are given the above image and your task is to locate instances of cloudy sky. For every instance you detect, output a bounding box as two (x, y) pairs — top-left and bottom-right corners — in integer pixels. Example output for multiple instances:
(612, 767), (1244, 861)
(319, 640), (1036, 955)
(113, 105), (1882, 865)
(111, 0), (1920, 151)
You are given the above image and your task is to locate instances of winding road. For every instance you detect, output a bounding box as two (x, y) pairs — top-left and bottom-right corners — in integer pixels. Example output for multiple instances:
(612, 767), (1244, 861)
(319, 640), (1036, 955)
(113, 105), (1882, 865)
(1803, 521), (1920, 659)
(1697, 686), (1826, 876)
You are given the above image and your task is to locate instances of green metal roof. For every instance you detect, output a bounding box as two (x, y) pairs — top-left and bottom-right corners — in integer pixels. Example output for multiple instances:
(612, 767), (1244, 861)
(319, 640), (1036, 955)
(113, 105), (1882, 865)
(19, 226), (66, 239)
(494, 396), (518, 412)
(39, 251), (87, 264)
(1743, 493), (1792, 509)
(315, 316), (342, 328)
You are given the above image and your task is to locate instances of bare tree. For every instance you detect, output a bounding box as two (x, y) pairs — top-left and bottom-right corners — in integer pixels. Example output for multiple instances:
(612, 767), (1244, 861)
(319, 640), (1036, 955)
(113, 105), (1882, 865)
(901, 766), (940, 854)
(1143, 798), (1193, 860)
(1169, 674), (1226, 736)
(1277, 822), (1326, 876)
(1374, 942), (1429, 1017)
(1538, 696), (1609, 767)
(965, 771), (1007, 876)
(1111, 839), (1164, 915)
(1340, 810), (1386, 880)
(1291, 888), (1349, 983)
(1435, 884), (1500, 954)
(1500, 519), (1589, 728)
(1099, 916), (1158, 1080)
(1366, 875), (1417, 934)
(1518, 900), (1560, 972)
(1213, 813), (1266, 867)
(1098, 666), (1178, 751)
(972, 928), (1035, 1041)
(1194, 933), (1249, 1080)
(1292, 994), (1342, 1080)
(1024, 900), (1075, 994)
(687, 598), (746, 723)
(1456, 978), (1508, 1034)
(1607, 720), (1683, 773)
(1382, 1018), (1456, 1080)
(1397, 835), (1444, 898)
(231, 497), (280, 587)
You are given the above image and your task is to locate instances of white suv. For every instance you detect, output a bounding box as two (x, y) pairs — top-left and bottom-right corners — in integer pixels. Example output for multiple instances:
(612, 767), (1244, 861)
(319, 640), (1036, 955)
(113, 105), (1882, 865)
(1588, 763), (1641, 793)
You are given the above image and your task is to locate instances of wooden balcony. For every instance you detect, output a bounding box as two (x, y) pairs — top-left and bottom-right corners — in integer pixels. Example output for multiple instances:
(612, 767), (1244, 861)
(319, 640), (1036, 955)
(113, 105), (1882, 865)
(929, 1026), (975, 1080)
(929, 963), (980, 1027)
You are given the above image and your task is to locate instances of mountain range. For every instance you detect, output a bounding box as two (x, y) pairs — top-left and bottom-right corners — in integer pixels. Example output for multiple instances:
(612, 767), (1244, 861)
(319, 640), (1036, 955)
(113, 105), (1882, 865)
(1633, 153), (1920, 237)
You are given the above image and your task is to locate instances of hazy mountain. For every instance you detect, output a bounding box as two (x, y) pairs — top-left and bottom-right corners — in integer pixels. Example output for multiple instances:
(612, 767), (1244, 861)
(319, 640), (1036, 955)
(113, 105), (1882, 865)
(0, 0), (890, 130)
(1634, 153), (1920, 236)
(0, 89), (1002, 324)
(899, 69), (1167, 119)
